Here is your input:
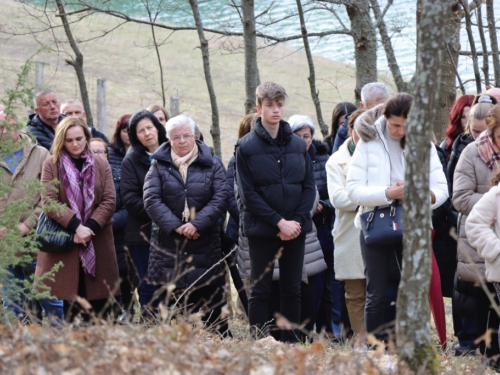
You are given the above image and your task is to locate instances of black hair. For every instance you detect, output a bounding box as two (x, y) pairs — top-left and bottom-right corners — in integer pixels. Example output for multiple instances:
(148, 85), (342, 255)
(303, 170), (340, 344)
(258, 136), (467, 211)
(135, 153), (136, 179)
(128, 109), (168, 154)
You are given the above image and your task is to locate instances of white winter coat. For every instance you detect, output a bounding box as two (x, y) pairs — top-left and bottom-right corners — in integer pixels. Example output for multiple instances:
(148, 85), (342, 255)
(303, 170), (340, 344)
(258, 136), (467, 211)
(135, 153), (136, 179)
(346, 106), (449, 228)
(466, 185), (500, 283)
(326, 137), (365, 280)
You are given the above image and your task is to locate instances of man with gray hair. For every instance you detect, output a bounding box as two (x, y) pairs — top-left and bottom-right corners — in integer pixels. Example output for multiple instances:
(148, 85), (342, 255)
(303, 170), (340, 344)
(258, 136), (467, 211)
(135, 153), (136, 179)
(332, 82), (389, 153)
(61, 98), (109, 143)
(26, 90), (65, 150)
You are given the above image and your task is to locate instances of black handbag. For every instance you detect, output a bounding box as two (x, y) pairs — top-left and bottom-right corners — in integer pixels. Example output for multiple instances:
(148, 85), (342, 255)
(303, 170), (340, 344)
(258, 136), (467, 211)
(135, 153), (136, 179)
(360, 200), (403, 247)
(35, 213), (74, 253)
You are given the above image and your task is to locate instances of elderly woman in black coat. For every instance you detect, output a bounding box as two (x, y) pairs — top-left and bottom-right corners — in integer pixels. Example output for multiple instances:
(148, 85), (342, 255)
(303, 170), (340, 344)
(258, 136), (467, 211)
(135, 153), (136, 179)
(143, 114), (229, 334)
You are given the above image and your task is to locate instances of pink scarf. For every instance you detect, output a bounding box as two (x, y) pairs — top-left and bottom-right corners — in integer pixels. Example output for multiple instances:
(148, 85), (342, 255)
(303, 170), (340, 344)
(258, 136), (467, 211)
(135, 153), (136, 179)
(477, 130), (500, 172)
(59, 150), (96, 276)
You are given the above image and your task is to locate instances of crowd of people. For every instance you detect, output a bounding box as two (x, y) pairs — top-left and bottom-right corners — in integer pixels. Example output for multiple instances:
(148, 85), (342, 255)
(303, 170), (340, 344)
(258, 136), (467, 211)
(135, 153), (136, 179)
(3, 82), (500, 364)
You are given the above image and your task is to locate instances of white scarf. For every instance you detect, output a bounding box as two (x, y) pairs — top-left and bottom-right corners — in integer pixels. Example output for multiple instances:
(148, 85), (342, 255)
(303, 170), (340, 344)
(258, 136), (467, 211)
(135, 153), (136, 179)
(171, 145), (199, 222)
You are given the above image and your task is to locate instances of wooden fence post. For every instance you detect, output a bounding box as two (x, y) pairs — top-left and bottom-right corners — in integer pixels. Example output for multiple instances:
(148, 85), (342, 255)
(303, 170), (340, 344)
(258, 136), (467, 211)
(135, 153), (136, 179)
(96, 78), (106, 133)
(170, 95), (180, 117)
(35, 61), (44, 88)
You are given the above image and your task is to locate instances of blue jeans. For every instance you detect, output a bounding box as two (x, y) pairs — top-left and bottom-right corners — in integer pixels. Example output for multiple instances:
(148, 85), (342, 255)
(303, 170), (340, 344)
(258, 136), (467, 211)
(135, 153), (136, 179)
(2, 263), (63, 322)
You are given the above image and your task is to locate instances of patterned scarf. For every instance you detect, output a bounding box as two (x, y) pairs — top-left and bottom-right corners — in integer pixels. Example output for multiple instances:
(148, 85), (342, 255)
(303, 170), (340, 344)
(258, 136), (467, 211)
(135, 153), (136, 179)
(477, 130), (500, 172)
(59, 149), (96, 276)
(171, 145), (199, 222)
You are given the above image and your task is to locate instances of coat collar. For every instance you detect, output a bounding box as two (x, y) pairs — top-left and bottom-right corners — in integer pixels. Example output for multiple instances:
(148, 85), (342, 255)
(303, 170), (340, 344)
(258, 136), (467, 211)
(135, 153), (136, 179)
(335, 137), (354, 165)
(353, 104), (385, 143)
(254, 117), (293, 145)
(152, 139), (213, 166)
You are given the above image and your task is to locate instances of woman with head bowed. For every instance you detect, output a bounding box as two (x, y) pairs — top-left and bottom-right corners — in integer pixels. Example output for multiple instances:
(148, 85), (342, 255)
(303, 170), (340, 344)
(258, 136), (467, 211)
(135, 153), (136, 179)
(35, 117), (119, 321)
(143, 114), (229, 335)
(121, 110), (168, 312)
(346, 93), (448, 341)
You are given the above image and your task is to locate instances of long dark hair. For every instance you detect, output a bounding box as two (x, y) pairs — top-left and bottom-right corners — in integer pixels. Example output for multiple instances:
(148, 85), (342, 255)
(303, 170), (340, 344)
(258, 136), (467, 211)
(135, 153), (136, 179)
(128, 110), (168, 154)
(324, 102), (356, 143)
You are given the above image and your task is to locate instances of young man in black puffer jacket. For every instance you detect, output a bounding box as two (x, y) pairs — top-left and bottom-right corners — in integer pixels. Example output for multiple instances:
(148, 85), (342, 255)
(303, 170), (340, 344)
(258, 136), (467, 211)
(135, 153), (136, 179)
(235, 82), (315, 343)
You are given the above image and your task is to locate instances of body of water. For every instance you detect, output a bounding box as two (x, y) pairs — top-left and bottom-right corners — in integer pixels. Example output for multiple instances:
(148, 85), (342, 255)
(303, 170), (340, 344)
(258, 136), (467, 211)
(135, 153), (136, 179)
(57, 0), (500, 90)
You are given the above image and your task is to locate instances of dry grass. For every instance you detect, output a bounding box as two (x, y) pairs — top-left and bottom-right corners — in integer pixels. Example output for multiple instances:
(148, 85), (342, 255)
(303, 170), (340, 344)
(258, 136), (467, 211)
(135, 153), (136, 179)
(0, 0), (362, 164)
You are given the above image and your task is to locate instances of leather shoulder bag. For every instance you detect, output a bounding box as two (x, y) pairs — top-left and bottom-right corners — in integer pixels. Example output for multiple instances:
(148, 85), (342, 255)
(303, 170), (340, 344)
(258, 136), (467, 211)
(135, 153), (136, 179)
(35, 212), (74, 253)
(360, 200), (403, 247)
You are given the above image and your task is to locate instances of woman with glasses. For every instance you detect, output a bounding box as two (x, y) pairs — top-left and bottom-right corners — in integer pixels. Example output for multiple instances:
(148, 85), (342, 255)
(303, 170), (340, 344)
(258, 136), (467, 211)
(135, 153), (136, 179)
(121, 110), (168, 314)
(143, 114), (229, 335)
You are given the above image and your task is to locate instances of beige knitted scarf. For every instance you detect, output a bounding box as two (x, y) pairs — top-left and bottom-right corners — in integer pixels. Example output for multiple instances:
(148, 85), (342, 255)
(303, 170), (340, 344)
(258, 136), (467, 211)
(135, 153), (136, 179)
(172, 145), (199, 222)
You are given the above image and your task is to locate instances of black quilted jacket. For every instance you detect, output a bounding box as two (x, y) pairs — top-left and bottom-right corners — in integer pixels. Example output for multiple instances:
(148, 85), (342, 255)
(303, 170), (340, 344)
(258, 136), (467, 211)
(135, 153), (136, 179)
(143, 140), (228, 288)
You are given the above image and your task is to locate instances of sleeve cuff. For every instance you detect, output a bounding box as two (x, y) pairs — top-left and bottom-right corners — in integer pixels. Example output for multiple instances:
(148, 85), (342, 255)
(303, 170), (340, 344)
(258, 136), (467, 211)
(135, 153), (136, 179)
(67, 215), (82, 233)
(85, 219), (102, 234)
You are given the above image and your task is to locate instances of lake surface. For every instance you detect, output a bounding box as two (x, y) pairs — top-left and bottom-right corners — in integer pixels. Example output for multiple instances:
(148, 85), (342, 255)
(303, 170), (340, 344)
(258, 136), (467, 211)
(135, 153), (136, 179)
(51, 0), (500, 90)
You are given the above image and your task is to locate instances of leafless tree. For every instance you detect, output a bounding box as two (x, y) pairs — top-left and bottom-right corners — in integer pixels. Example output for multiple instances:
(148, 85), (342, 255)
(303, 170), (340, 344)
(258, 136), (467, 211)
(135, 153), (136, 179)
(188, 0), (221, 157)
(486, 0), (500, 86)
(296, 0), (328, 136)
(396, 0), (447, 372)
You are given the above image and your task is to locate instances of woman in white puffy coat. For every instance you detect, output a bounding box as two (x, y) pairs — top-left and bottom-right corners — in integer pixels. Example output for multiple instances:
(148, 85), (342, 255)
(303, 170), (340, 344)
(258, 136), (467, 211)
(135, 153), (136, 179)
(326, 109), (366, 338)
(345, 93), (448, 340)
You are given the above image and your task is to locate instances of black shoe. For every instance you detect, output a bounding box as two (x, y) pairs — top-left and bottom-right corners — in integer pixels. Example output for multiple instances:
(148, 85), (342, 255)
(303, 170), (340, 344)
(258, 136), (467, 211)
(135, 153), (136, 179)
(454, 343), (477, 356)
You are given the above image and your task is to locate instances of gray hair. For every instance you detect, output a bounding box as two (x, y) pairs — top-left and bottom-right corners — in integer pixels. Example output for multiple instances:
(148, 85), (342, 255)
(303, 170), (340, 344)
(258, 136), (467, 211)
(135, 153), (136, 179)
(288, 114), (315, 136)
(165, 114), (196, 139)
(61, 98), (83, 111)
(33, 89), (57, 109)
(360, 83), (389, 105)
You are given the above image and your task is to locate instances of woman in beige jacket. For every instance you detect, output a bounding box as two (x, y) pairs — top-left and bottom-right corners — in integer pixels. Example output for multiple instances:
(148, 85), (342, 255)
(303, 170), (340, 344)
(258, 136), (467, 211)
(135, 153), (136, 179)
(326, 110), (366, 339)
(455, 104), (500, 367)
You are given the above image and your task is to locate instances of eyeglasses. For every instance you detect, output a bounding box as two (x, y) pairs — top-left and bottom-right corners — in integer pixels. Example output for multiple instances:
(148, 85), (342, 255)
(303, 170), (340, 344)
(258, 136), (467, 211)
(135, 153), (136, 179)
(171, 134), (194, 142)
(92, 150), (107, 155)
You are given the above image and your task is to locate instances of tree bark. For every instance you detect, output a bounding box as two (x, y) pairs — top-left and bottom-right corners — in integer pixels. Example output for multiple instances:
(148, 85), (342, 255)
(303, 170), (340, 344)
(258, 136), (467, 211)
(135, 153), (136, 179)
(462, 0), (482, 93)
(55, 0), (94, 127)
(345, 0), (377, 104)
(369, 0), (407, 92)
(241, 0), (260, 115)
(476, 2), (490, 87)
(396, 0), (446, 373)
(433, 1), (461, 140)
(296, 0), (328, 136)
(486, 0), (500, 86)
(188, 0), (221, 157)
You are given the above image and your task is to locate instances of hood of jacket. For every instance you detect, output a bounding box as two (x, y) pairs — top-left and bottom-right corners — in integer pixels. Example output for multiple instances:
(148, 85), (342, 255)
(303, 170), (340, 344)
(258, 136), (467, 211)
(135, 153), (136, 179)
(353, 104), (385, 143)
(152, 139), (214, 167)
(311, 139), (330, 157)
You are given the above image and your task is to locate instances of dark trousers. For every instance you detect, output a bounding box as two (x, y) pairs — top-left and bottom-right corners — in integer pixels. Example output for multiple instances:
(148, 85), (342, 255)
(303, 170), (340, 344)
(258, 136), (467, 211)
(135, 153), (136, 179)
(128, 244), (156, 309)
(360, 233), (402, 339)
(248, 234), (305, 343)
(474, 284), (500, 359)
(315, 226), (334, 334)
(151, 282), (228, 335)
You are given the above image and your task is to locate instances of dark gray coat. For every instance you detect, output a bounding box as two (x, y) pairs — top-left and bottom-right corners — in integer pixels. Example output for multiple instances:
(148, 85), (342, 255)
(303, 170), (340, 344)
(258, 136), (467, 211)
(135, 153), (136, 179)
(143, 140), (228, 288)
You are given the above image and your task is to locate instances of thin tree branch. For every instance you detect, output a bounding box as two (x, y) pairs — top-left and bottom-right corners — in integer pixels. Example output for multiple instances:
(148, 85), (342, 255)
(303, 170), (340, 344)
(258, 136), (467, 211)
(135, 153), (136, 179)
(445, 42), (466, 95)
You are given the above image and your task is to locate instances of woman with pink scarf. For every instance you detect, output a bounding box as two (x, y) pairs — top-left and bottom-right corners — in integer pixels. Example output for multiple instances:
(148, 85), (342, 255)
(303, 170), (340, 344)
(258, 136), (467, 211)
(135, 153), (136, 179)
(35, 117), (119, 322)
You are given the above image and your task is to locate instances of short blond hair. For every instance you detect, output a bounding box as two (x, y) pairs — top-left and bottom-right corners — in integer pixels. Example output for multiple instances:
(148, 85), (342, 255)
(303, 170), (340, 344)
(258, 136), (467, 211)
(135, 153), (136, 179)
(255, 82), (288, 107)
(51, 117), (91, 163)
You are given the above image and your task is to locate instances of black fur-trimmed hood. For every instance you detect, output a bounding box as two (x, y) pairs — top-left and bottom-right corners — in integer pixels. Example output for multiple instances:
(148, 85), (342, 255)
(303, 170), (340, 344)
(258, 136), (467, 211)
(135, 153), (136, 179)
(312, 139), (330, 156)
(353, 104), (385, 143)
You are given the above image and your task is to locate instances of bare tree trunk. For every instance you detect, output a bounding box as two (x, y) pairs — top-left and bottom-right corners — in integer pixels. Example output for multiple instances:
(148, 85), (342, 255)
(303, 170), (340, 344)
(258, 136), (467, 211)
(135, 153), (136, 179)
(296, 0), (328, 136)
(149, 23), (166, 107)
(55, 0), (94, 127)
(241, 0), (260, 114)
(397, 0), (446, 372)
(433, 1), (461, 141)
(476, 2), (489, 87)
(369, 0), (407, 92)
(345, 0), (377, 104)
(486, 0), (500, 86)
(462, 0), (482, 93)
(188, 0), (221, 157)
